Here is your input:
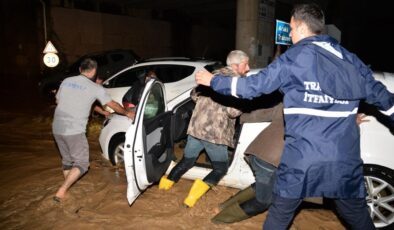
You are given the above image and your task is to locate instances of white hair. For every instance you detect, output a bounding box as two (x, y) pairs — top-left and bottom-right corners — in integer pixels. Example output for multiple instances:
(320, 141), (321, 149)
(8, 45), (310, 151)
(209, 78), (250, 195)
(226, 50), (249, 66)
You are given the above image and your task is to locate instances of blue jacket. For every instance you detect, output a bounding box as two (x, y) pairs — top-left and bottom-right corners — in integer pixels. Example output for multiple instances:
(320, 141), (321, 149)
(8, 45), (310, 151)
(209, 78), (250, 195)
(211, 35), (394, 199)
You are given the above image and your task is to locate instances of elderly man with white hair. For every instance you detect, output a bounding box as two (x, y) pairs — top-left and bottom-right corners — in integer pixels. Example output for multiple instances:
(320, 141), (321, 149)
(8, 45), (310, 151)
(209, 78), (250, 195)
(158, 50), (249, 208)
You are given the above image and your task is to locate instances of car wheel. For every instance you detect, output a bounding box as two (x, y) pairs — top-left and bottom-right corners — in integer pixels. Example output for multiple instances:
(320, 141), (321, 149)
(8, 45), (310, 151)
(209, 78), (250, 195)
(364, 165), (394, 229)
(108, 134), (125, 166)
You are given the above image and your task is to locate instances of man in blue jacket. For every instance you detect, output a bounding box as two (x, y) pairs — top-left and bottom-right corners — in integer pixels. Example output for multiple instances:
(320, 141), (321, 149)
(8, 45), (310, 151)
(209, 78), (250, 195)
(196, 3), (394, 229)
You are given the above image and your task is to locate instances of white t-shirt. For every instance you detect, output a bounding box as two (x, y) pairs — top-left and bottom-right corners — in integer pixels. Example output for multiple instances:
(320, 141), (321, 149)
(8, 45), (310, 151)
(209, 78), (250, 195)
(52, 75), (112, 135)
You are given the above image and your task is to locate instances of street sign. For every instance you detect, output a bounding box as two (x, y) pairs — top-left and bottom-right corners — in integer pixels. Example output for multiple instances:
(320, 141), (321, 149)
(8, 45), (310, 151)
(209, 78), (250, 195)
(43, 41), (58, 53)
(43, 40), (59, 67)
(43, 53), (59, 67)
(275, 20), (292, 46)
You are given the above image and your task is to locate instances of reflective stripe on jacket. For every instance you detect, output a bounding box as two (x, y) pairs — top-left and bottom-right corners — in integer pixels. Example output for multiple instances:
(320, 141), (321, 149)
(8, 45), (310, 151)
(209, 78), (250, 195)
(210, 35), (394, 199)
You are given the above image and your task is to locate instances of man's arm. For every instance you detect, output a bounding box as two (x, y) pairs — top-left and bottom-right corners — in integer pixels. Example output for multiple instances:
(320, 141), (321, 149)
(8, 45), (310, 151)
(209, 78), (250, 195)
(364, 74), (394, 120)
(93, 105), (111, 117)
(240, 106), (276, 124)
(196, 59), (284, 100)
(106, 100), (135, 119)
(195, 70), (214, 86)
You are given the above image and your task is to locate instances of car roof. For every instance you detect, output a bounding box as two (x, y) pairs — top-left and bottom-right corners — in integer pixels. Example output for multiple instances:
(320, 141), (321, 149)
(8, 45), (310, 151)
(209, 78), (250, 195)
(127, 59), (221, 70)
(103, 58), (223, 85)
(139, 57), (219, 64)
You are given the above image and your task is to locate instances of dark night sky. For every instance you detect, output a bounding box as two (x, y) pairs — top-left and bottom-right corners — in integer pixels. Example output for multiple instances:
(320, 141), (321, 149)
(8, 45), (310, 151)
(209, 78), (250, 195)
(337, 0), (394, 72)
(273, 0), (394, 72)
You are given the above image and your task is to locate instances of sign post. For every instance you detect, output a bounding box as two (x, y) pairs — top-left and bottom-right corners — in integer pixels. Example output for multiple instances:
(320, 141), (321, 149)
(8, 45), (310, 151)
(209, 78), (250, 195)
(275, 20), (292, 46)
(43, 41), (59, 68)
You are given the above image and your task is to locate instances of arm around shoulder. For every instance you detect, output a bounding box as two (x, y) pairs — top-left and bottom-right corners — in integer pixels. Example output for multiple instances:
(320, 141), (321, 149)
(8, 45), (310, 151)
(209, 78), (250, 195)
(195, 70), (214, 86)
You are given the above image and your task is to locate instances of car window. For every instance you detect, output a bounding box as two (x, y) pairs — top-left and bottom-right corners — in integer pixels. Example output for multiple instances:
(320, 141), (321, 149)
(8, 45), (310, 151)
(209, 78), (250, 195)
(204, 62), (224, 72)
(144, 83), (165, 120)
(153, 65), (195, 83)
(105, 66), (149, 88)
(110, 53), (124, 63)
(94, 54), (109, 66)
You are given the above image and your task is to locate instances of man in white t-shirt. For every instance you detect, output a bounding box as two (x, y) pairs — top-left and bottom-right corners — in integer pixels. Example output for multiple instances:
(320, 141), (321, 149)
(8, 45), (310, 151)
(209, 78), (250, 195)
(52, 58), (134, 202)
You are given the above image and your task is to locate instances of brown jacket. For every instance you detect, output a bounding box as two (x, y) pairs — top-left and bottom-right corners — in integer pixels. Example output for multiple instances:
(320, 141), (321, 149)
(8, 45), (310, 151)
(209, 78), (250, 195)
(241, 103), (284, 167)
(241, 102), (323, 204)
(187, 67), (242, 147)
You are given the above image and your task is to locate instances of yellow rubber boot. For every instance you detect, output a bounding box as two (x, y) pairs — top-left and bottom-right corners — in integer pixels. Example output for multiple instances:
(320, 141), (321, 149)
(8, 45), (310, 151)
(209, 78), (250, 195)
(159, 176), (175, 190)
(184, 179), (210, 207)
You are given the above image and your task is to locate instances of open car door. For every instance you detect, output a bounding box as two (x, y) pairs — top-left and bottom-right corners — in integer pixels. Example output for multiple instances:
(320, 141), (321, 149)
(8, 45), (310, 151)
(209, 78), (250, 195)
(123, 79), (173, 205)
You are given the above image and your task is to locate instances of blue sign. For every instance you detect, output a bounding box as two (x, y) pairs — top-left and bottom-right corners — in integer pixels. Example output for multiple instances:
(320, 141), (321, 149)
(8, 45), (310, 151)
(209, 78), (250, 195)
(275, 20), (292, 45)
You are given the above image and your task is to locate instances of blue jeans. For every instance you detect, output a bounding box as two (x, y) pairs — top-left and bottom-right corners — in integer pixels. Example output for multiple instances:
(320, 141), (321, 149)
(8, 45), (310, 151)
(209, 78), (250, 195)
(248, 155), (276, 204)
(238, 155), (276, 216)
(184, 135), (228, 162)
(263, 194), (375, 230)
(167, 135), (228, 185)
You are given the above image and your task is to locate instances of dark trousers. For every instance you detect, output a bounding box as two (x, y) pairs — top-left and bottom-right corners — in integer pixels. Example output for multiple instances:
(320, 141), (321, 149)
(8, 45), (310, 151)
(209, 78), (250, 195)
(248, 155), (276, 204)
(263, 194), (375, 230)
(240, 155), (276, 215)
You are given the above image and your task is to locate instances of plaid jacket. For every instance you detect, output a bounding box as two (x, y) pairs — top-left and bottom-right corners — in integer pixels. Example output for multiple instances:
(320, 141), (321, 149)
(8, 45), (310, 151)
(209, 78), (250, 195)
(187, 67), (242, 147)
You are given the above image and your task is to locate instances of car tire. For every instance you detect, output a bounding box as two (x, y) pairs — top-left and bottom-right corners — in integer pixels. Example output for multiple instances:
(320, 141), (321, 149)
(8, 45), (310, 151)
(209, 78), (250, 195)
(108, 133), (125, 166)
(364, 164), (394, 229)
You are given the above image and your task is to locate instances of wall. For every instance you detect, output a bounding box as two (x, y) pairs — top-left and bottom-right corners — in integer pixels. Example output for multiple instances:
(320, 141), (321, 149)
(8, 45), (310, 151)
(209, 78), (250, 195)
(235, 0), (276, 68)
(190, 25), (235, 62)
(0, 0), (42, 104)
(0, 2), (235, 93)
(0, 1), (41, 80)
(49, 7), (172, 64)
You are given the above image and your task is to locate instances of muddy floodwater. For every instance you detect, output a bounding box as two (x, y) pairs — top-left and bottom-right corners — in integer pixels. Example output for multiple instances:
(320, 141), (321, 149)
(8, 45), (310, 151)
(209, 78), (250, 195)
(0, 101), (346, 230)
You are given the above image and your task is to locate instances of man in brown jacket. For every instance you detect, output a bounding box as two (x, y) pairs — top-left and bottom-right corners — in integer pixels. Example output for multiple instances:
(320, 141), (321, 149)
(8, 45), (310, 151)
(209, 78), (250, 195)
(211, 94), (285, 223)
(158, 50), (249, 208)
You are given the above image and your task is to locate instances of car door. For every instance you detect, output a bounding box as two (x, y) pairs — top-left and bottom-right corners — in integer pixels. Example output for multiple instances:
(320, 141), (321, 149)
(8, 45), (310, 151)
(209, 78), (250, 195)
(123, 79), (173, 205)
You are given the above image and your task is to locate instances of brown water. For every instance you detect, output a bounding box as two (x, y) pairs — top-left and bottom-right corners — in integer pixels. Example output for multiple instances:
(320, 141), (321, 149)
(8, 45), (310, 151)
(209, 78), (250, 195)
(0, 107), (345, 230)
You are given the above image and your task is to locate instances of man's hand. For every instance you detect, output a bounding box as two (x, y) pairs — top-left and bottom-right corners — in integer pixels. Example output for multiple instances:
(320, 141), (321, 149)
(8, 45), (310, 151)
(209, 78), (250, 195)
(356, 113), (370, 125)
(94, 105), (111, 118)
(196, 70), (214, 86)
(102, 110), (111, 118)
(125, 110), (135, 120)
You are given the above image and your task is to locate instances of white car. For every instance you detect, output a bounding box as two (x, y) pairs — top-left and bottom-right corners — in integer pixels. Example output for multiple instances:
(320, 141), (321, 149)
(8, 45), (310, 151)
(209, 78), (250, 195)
(99, 58), (221, 165)
(99, 71), (394, 229)
(102, 57), (222, 104)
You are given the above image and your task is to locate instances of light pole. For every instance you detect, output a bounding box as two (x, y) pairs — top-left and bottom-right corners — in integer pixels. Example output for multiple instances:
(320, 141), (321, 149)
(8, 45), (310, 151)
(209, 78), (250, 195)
(39, 0), (47, 43)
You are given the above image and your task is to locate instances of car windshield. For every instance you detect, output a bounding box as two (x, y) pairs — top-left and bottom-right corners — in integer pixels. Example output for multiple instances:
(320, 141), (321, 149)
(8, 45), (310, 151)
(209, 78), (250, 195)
(204, 62), (224, 72)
